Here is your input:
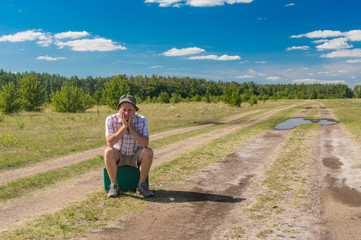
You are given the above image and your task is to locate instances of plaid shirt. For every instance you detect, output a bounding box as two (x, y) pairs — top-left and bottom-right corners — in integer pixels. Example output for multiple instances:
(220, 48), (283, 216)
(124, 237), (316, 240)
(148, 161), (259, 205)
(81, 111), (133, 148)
(105, 113), (149, 156)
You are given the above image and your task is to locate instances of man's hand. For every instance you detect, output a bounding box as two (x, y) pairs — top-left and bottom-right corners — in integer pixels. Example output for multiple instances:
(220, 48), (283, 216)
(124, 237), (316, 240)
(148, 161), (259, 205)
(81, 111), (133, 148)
(120, 110), (135, 129)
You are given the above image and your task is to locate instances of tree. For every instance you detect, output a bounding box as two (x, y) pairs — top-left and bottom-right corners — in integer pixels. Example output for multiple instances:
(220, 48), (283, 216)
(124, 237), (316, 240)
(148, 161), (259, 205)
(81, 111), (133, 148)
(104, 76), (130, 109)
(51, 85), (95, 112)
(158, 92), (170, 103)
(19, 74), (46, 111)
(224, 84), (242, 107)
(0, 82), (22, 114)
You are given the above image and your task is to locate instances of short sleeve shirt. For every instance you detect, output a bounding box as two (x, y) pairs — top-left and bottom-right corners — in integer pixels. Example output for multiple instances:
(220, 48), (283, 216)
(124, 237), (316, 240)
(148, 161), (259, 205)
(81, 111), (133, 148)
(105, 113), (149, 156)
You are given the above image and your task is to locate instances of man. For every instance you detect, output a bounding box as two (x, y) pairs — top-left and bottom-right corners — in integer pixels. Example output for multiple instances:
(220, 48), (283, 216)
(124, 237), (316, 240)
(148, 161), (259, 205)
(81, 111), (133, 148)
(104, 94), (154, 198)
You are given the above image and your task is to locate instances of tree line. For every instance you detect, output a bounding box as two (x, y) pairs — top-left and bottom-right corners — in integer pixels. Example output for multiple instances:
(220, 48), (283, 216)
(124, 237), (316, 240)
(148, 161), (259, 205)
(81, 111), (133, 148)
(0, 69), (357, 113)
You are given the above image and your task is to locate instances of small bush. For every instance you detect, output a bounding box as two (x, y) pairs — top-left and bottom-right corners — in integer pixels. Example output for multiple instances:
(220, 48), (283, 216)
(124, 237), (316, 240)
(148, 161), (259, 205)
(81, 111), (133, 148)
(0, 82), (22, 114)
(51, 85), (95, 112)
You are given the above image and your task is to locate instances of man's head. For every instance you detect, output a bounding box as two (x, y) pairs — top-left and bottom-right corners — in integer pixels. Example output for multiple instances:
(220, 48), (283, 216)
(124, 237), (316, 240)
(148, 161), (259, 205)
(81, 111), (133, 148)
(117, 95), (138, 120)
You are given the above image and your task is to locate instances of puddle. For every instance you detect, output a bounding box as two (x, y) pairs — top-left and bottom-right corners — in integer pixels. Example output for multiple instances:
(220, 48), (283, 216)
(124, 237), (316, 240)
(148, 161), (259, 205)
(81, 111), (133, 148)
(274, 118), (338, 130)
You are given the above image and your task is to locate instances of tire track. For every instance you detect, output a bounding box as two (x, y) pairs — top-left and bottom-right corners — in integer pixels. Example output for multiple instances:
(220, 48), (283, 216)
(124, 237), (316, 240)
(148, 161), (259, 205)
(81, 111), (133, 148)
(317, 102), (361, 239)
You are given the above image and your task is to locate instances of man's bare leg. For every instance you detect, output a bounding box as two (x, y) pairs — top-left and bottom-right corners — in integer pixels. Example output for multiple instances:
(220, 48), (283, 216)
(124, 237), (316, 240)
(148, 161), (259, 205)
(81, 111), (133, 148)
(104, 148), (118, 183)
(138, 147), (153, 184)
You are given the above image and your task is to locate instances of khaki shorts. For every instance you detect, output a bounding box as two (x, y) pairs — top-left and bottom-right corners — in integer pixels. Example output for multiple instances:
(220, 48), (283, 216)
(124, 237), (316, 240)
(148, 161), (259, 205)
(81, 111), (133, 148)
(115, 147), (143, 168)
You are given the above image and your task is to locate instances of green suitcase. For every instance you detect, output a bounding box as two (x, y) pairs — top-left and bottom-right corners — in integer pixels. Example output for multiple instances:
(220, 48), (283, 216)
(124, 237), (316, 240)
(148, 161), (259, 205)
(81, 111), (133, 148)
(103, 166), (149, 191)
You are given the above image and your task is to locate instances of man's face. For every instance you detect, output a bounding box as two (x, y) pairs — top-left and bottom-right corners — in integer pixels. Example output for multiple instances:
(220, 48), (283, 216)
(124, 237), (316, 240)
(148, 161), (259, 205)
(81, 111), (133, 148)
(119, 102), (136, 120)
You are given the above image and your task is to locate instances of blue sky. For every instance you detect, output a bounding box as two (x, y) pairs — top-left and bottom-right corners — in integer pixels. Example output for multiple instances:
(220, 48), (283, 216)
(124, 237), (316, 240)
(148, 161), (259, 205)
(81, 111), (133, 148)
(1, 0), (361, 87)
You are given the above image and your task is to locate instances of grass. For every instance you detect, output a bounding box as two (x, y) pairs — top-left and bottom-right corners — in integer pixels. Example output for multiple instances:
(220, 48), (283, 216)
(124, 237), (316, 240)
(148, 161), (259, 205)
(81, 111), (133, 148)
(0, 101), (294, 172)
(304, 100), (321, 120)
(321, 99), (361, 144)
(0, 102), (304, 240)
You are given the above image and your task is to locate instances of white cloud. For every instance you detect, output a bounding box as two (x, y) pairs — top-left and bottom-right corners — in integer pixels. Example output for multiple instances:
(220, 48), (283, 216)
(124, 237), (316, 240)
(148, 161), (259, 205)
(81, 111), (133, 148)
(186, 0), (253, 7)
(346, 59), (361, 63)
(345, 30), (361, 41)
(256, 61), (267, 64)
(189, 54), (241, 60)
(36, 55), (65, 61)
(321, 49), (361, 58)
(267, 76), (281, 81)
(36, 34), (53, 47)
(234, 75), (254, 79)
(286, 46), (310, 51)
(56, 38), (126, 51)
(150, 65), (163, 68)
(145, 0), (182, 7)
(0, 29), (45, 42)
(162, 47), (205, 56)
(54, 31), (90, 39)
(290, 30), (343, 39)
(248, 69), (266, 76)
(285, 3), (295, 7)
(316, 38), (353, 51)
(292, 78), (346, 84)
(145, 0), (253, 7)
(0, 29), (126, 52)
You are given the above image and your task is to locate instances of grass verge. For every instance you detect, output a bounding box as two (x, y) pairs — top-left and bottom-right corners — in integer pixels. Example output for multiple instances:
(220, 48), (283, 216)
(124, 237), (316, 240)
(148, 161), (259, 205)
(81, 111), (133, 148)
(0, 103), (303, 239)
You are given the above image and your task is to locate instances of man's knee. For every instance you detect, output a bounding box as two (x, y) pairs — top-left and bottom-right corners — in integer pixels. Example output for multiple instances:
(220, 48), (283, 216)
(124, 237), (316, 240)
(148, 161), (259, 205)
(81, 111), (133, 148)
(142, 147), (153, 160)
(104, 148), (118, 163)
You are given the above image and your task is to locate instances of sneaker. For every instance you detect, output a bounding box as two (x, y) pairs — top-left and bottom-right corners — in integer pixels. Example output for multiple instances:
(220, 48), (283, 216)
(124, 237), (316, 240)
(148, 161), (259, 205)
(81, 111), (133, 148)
(107, 182), (120, 198)
(136, 182), (154, 198)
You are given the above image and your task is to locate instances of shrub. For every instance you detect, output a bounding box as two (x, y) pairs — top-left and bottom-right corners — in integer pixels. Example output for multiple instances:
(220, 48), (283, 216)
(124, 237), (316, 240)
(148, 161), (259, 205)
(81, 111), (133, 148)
(0, 82), (22, 114)
(51, 85), (95, 112)
(158, 92), (170, 103)
(170, 93), (182, 104)
(19, 74), (46, 111)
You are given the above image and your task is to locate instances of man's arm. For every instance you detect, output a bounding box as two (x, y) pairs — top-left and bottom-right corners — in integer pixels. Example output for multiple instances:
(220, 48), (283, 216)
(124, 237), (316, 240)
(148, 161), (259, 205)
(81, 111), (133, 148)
(106, 124), (127, 148)
(129, 125), (149, 148)
(127, 112), (149, 148)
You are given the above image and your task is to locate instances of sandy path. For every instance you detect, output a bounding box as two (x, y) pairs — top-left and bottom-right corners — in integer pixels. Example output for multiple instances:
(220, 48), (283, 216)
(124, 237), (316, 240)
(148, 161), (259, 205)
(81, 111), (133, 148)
(0, 110), (261, 184)
(0, 106), (297, 231)
(317, 103), (361, 239)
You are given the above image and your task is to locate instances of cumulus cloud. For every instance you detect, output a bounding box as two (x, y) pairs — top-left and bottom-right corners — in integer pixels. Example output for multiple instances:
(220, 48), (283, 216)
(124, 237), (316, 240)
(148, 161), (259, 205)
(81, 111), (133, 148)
(290, 30), (343, 39)
(145, 0), (253, 7)
(36, 55), (65, 61)
(54, 31), (90, 39)
(0, 29), (45, 42)
(285, 3), (295, 7)
(267, 76), (281, 81)
(286, 46), (310, 51)
(292, 78), (346, 84)
(188, 54), (241, 60)
(346, 59), (361, 63)
(234, 75), (254, 79)
(316, 38), (353, 51)
(321, 49), (361, 58)
(56, 38), (126, 51)
(162, 47), (205, 56)
(0, 29), (125, 52)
